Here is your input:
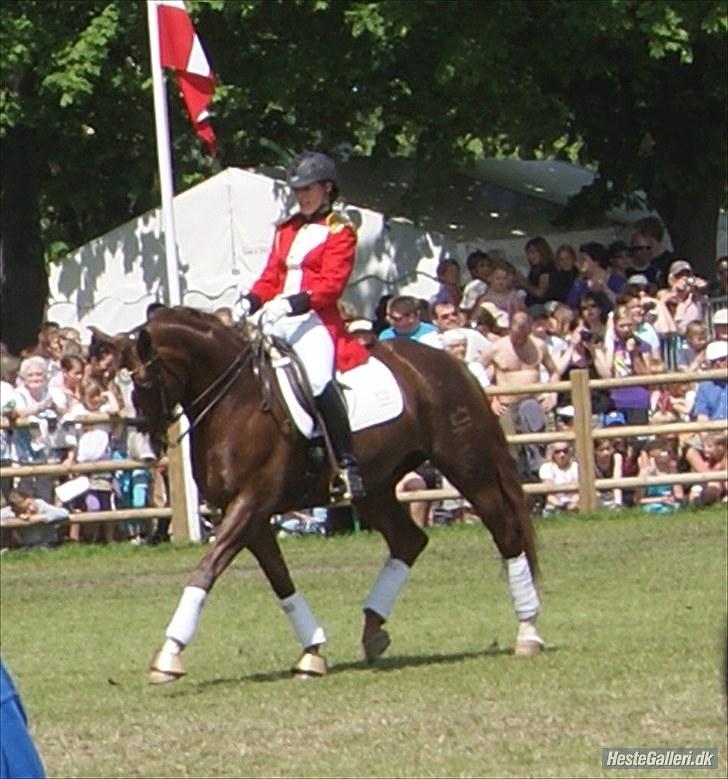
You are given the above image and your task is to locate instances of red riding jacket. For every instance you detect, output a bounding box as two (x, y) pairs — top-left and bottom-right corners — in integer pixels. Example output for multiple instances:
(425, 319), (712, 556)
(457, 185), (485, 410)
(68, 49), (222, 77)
(250, 211), (368, 372)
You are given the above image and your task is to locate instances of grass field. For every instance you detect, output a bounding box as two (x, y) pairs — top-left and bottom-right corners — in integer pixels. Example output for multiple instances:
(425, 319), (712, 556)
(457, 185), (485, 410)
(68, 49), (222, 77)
(1, 507), (726, 778)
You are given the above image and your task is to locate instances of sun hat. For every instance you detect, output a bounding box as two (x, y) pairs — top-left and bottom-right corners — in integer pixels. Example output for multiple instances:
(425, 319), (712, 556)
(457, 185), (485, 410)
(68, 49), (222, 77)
(346, 318), (373, 333)
(478, 301), (509, 329)
(441, 328), (468, 347)
(712, 308), (727, 326)
(705, 340), (728, 362)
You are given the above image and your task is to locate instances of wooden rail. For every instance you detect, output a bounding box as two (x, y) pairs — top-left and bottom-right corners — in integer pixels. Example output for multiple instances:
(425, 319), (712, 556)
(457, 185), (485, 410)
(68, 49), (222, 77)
(1, 367), (726, 539)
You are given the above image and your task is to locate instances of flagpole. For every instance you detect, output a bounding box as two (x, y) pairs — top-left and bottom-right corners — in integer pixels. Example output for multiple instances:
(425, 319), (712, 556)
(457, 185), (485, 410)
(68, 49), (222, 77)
(147, 0), (182, 306)
(146, 0), (200, 543)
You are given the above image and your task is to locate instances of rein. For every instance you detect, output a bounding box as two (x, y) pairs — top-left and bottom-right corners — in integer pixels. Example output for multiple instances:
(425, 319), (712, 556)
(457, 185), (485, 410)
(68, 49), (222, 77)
(133, 343), (252, 443)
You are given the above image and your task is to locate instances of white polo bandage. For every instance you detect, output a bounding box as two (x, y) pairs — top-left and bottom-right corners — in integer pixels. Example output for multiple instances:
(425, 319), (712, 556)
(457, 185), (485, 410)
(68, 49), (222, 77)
(363, 558), (411, 620)
(280, 592), (326, 648)
(165, 586), (208, 647)
(507, 553), (540, 621)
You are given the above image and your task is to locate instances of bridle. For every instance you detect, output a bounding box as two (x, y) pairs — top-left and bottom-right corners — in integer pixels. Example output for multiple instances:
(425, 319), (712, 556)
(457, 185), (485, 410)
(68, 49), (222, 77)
(128, 334), (253, 443)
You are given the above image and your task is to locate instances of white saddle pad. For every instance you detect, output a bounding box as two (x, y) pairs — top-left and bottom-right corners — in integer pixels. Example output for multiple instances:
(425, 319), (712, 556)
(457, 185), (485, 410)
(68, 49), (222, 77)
(275, 356), (403, 439)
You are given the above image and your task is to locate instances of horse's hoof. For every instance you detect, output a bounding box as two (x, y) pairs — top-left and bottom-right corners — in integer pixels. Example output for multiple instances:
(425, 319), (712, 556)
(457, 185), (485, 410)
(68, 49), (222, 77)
(514, 620), (544, 657)
(363, 629), (391, 663)
(291, 651), (327, 678)
(514, 639), (544, 657)
(148, 649), (186, 684)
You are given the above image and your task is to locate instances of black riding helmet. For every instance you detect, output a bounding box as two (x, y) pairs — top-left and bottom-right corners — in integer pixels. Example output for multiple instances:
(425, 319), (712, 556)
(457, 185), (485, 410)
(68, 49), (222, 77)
(287, 151), (338, 189)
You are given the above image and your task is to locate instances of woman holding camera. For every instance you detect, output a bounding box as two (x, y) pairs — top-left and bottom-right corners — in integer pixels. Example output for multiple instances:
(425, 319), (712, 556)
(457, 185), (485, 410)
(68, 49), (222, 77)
(655, 259), (705, 336)
(593, 304), (653, 425)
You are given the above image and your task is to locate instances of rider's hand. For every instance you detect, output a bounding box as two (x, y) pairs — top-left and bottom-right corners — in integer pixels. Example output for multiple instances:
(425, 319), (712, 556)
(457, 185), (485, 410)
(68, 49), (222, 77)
(233, 296), (252, 321)
(261, 296), (292, 328)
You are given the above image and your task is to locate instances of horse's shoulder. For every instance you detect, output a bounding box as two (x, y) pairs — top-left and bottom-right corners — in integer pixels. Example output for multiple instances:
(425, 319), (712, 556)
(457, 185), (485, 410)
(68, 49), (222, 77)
(326, 211), (356, 235)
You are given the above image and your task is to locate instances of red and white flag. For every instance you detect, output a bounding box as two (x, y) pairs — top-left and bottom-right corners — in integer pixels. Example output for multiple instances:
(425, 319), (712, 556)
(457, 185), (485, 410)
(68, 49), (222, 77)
(156, 0), (217, 155)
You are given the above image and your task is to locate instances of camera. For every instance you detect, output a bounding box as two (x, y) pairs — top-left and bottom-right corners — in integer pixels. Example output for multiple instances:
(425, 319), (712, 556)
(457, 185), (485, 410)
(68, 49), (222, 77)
(580, 329), (594, 343)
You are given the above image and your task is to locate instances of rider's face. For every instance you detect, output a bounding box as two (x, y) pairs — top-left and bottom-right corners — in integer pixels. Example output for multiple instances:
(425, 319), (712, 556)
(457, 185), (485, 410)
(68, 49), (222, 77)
(294, 181), (332, 217)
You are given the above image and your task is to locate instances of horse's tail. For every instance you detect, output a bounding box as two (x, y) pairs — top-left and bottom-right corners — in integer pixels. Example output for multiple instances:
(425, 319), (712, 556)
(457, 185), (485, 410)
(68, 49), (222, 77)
(494, 450), (539, 581)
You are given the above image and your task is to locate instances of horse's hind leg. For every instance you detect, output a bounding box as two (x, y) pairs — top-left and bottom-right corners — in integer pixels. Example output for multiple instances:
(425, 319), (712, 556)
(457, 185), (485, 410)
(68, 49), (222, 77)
(248, 523), (328, 677)
(433, 425), (544, 657)
(356, 489), (429, 663)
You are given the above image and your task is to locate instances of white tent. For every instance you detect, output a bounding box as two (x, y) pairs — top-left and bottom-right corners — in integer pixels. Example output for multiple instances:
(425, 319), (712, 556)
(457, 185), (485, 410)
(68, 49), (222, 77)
(47, 165), (632, 336)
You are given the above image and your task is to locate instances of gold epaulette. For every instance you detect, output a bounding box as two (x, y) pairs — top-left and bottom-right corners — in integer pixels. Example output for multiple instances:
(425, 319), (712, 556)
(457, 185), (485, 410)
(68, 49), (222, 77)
(326, 211), (357, 235)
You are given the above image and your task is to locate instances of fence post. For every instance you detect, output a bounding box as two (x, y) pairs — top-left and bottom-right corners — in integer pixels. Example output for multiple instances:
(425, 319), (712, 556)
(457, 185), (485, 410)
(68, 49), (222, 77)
(166, 417), (199, 542)
(571, 369), (597, 512)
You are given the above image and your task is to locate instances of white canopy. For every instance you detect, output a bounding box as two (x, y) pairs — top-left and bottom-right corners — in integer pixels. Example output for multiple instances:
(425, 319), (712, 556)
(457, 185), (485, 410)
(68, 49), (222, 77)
(47, 166), (630, 337)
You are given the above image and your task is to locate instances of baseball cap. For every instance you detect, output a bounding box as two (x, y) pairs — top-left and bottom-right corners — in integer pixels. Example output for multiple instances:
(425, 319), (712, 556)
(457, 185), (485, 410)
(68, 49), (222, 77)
(712, 308), (727, 326)
(669, 259), (692, 276)
(705, 340), (728, 362)
(603, 410), (626, 427)
(627, 274), (649, 286)
(556, 405), (575, 419)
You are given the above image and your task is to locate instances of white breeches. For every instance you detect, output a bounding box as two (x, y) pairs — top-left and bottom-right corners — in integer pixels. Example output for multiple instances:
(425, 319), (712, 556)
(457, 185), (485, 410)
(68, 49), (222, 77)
(268, 311), (334, 396)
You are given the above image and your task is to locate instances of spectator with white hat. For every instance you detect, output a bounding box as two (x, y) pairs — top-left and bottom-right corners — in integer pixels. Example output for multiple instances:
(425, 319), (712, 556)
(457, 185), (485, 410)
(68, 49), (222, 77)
(711, 307), (727, 341)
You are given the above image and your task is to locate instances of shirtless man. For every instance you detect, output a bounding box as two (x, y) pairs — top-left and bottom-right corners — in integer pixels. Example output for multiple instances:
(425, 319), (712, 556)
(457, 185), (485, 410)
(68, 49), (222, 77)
(480, 310), (560, 478)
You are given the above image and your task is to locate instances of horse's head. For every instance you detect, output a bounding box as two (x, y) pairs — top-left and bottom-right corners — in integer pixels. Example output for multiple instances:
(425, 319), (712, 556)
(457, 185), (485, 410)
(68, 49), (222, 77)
(89, 324), (177, 436)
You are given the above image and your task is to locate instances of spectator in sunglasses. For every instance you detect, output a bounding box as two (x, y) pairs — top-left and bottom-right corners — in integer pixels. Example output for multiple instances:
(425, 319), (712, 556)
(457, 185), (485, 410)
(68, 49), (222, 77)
(627, 216), (673, 286)
(566, 243), (625, 310)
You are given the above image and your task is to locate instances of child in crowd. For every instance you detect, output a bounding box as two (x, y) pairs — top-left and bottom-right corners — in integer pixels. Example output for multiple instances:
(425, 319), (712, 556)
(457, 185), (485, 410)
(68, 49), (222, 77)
(636, 438), (683, 513)
(688, 432), (727, 507)
(676, 321), (709, 371)
(538, 442), (579, 515)
(479, 260), (525, 321)
(63, 378), (120, 543)
(594, 439), (623, 509)
(0, 488), (68, 549)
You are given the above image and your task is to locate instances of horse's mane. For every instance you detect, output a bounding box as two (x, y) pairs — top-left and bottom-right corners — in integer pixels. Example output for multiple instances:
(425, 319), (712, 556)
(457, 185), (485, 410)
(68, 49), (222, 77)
(149, 306), (247, 346)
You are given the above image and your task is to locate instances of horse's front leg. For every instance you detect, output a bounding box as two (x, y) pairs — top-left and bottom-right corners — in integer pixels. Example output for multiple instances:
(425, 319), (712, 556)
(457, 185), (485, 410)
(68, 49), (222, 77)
(148, 494), (258, 684)
(248, 523), (328, 678)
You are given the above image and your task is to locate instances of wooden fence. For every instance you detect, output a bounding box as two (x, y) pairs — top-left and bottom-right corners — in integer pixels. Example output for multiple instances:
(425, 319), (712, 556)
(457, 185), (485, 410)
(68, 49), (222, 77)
(1, 368), (726, 539)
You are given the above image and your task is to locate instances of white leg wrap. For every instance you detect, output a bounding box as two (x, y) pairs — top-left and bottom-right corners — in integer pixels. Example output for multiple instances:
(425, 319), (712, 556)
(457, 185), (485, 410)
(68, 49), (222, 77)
(280, 592), (326, 648)
(363, 558), (411, 620)
(507, 553), (540, 622)
(165, 586), (208, 647)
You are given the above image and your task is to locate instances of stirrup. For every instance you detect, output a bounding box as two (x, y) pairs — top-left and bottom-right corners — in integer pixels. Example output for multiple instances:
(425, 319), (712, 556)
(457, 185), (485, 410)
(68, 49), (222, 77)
(329, 466), (366, 504)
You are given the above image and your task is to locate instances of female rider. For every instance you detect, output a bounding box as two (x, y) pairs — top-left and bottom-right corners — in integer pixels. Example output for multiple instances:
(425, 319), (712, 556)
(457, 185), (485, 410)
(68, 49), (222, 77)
(237, 152), (367, 500)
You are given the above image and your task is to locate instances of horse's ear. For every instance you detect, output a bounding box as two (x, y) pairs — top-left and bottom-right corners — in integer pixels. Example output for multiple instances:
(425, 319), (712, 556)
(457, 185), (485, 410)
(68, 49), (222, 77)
(136, 328), (154, 362)
(88, 326), (126, 357)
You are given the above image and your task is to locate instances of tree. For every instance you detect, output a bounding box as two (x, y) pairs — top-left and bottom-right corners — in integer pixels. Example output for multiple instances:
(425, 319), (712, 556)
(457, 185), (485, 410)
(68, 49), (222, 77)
(1, 0), (726, 352)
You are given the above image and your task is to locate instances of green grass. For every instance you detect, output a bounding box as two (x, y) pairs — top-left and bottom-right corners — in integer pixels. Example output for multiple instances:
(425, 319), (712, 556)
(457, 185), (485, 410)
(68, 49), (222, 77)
(1, 507), (726, 778)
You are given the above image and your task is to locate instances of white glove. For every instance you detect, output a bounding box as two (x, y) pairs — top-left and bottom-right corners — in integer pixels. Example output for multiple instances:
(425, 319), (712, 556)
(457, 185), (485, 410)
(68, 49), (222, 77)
(261, 296), (292, 330)
(233, 296), (252, 321)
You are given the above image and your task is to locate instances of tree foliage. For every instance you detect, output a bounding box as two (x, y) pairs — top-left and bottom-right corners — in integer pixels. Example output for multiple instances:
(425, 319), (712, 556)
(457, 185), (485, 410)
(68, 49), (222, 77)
(1, 0), (726, 351)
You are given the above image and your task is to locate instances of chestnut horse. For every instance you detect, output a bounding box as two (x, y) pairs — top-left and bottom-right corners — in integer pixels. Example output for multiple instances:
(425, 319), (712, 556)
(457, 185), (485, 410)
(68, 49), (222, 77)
(95, 306), (543, 682)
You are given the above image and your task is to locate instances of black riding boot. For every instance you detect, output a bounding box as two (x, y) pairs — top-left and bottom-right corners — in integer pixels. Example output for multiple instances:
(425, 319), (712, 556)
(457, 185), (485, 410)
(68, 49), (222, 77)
(315, 382), (366, 501)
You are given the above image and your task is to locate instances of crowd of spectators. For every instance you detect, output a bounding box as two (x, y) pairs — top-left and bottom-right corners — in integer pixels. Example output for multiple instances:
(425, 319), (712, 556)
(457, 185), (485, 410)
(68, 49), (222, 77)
(0, 320), (170, 550)
(1, 217), (726, 546)
(345, 216), (727, 521)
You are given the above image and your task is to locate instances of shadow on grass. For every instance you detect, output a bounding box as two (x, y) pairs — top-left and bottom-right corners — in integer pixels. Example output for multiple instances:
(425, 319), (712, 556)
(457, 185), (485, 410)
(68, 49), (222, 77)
(167, 644), (560, 693)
